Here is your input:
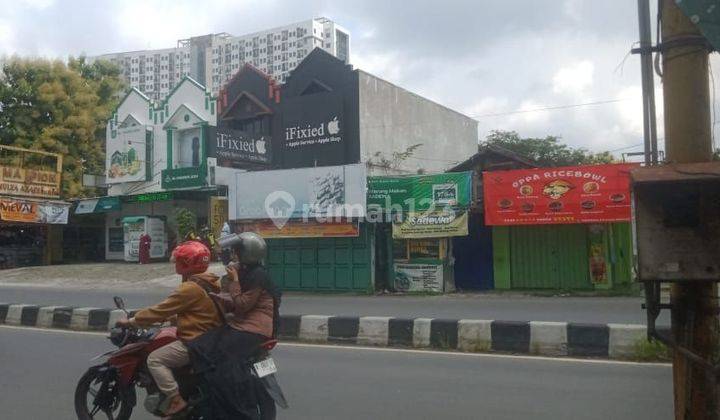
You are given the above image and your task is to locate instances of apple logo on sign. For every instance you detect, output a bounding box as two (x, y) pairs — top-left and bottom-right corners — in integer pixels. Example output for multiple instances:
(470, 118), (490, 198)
(327, 117), (340, 135)
(256, 138), (266, 154)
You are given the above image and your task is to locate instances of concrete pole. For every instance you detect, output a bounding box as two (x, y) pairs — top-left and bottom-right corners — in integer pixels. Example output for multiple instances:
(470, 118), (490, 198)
(660, 0), (717, 418)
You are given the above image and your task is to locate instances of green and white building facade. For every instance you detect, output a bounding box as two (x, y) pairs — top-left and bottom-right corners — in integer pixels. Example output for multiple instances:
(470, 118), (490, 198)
(96, 77), (224, 260)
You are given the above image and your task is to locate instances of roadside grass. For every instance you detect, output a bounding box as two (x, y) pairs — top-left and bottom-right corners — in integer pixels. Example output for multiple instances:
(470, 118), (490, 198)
(633, 338), (672, 362)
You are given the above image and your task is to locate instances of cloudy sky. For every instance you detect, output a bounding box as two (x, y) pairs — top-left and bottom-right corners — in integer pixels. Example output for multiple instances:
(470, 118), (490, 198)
(1, 0), (718, 156)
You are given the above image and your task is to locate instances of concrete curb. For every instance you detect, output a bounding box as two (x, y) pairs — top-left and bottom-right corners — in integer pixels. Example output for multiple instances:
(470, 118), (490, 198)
(0, 303), (666, 361)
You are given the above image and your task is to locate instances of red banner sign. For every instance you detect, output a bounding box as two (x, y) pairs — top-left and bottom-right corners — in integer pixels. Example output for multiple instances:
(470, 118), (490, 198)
(483, 163), (636, 225)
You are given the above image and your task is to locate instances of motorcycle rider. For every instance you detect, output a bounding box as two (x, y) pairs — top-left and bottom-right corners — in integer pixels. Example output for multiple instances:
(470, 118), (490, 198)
(116, 241), (222, 418)
(187, 232), (281, 419)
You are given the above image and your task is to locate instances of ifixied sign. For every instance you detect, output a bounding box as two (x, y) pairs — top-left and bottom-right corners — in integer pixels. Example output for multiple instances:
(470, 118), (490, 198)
(284, 116), (342, 149)
(215, 128), (271, 167)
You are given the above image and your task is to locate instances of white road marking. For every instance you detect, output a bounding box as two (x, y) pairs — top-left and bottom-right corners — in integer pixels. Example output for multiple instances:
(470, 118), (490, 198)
(0, 324), (670, 367)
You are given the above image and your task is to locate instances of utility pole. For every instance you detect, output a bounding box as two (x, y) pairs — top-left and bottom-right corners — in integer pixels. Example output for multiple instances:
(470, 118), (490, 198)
(637, 0), (659, 165)
(660, 0), (717, 418)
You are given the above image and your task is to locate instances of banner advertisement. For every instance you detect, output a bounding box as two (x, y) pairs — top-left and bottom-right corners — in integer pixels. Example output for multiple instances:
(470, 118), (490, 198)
(483, 164), (635, 226)
(0, 199), (69, 224)
(215, 128), (271, 167)
(393, 263), (443, 292)
(392, 210), (469, 239)
(0, 199), (37, 223)
(231, 163), (366, 220)
(367, 172), (472, 212)
(106, 125), (149, 184)
(236, 220), (360, 238)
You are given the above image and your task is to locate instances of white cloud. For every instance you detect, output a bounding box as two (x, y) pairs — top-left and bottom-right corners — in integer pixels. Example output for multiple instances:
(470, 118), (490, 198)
(552, 60), (594, 95)
(0, 21), (16, 55)
(18, 0), (55, 10)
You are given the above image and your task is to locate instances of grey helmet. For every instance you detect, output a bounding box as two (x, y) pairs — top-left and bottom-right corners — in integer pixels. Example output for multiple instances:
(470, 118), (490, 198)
(218, 232), (267, 264)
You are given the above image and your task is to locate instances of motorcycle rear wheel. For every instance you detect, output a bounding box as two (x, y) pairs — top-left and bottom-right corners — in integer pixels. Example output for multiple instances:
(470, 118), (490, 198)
(74, 367), (136, 420)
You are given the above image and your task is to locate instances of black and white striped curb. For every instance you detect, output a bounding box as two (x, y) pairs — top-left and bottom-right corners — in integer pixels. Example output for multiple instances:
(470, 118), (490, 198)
(0, 303), (662, 360)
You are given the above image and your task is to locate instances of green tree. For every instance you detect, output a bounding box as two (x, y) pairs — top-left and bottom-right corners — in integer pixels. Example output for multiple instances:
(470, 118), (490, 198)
(483, 130), (615, 167)
(174, 208), (197, 240)
(0, 56), (124, 197)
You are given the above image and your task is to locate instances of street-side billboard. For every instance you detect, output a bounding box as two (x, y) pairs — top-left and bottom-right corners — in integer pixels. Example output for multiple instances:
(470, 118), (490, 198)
(367, 172), (472, 212)
(0, 145), (63, 199)
(230, 163), (366, 220)
(214, 128), (271, 167)
(106, 125), (149, 184)
(483, 163), (635, 226)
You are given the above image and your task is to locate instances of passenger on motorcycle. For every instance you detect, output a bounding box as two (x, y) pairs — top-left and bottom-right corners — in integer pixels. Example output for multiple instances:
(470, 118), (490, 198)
(187, 232), (282, 418)
(116, 241), (222, 418)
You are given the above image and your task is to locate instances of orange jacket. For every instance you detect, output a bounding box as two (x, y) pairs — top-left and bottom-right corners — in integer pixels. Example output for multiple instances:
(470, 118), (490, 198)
(131, 272), (222, 341)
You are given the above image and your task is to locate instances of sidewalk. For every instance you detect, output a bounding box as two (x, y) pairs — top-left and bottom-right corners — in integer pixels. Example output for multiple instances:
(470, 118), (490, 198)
(0, 262), (662, 324)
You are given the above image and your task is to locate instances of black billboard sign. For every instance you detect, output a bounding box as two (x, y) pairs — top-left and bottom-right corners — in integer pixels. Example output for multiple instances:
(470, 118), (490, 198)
(281, 92), (347, 168)
(215, 128), (271, 167)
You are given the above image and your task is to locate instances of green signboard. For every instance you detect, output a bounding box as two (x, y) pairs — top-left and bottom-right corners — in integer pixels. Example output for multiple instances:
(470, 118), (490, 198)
(367, 172), (472, 211)
(676, 0), (720, 51)
(161, 166), (206, 190)
(124, 191), (174, 203)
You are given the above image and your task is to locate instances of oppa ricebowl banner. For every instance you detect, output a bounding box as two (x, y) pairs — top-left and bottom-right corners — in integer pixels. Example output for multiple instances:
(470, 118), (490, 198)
(483, 163), (636, 226)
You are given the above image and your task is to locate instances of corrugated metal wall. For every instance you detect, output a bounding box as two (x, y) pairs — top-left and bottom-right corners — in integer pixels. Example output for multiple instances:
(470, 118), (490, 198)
(494, 223), (634, 290)
(266, 224), (373, 292)
(509, 225), (592, 290)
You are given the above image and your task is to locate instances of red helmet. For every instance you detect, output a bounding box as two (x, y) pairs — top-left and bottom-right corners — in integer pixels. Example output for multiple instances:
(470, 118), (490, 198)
(172, 241), (210, 276)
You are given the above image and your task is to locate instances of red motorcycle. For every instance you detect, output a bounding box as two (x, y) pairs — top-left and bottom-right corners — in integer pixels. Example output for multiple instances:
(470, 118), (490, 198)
(74, 297), (287, 420)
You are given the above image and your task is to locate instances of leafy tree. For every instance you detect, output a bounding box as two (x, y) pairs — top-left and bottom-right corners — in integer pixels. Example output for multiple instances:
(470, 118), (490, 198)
(483, 130), (615, 167)
(0, 56), (124, 197)
(174, 208), (197, 240)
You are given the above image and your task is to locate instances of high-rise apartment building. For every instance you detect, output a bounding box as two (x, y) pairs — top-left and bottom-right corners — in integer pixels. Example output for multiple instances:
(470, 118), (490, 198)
(90, 18), (350, 101)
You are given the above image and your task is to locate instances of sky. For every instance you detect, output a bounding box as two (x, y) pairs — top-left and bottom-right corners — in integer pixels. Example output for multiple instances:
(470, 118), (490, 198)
(1, 0), (718, 157)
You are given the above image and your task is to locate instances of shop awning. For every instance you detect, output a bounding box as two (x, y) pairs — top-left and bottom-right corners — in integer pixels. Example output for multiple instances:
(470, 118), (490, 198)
(75, 197), (121, 214)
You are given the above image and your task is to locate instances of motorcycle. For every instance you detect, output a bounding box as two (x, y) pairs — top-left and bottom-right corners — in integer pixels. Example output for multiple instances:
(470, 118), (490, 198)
(74, 296), (288, 420)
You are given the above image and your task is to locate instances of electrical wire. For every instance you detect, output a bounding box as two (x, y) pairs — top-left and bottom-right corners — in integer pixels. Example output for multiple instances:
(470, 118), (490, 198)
(470, 98), (629, 118)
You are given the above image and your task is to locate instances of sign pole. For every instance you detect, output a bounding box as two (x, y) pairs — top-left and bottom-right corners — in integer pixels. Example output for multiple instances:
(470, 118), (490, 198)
(659, 1), (718, 418)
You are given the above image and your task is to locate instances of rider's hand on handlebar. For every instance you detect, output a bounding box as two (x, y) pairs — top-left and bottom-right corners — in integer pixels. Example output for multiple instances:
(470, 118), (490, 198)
(115, 317), (132, 328)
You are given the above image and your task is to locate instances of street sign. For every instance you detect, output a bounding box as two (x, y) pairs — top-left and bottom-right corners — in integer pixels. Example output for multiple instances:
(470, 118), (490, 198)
(676, 0), (720, 50)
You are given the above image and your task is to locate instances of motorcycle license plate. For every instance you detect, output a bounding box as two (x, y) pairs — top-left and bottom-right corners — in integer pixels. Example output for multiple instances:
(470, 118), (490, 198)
(253, 357), (277, 378)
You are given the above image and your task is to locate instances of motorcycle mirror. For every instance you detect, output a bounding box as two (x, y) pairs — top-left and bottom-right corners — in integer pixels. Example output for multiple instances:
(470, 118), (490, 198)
(113, 296), (126, 311)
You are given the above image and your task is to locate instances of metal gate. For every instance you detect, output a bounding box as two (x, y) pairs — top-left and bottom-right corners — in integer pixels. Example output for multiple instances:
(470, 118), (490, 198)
(509, 225), (591, 290)
(266, 224), (373, 292)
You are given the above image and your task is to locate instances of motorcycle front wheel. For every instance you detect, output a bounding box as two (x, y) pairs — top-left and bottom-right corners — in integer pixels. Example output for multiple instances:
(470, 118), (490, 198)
(74, 366), (136, 420)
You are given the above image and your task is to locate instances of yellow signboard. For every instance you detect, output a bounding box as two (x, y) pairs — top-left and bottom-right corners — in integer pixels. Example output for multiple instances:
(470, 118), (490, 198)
(0, 145), (62, 199)
(237, 220), (360, 238)
(392, 210), (469, 239)
(209, 197), (229, 238)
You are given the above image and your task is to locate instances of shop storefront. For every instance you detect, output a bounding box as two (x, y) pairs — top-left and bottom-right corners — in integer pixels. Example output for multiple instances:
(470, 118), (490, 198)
(0, 145), (70, 268)
(100, 79), (223, 261)
(483, 163), (636, 291)
(227, 163), (370, 292)
(367, 172), (473, 292)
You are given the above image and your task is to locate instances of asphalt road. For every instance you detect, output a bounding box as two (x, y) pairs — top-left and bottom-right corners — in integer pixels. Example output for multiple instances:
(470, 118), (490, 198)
(0, 326), (672, 420)
(0, 285), (663, 324)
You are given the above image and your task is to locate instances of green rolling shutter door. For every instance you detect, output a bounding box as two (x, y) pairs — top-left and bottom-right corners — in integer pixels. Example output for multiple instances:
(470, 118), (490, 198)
(509, 225), (591, 290)
(266, 224), (373, 292)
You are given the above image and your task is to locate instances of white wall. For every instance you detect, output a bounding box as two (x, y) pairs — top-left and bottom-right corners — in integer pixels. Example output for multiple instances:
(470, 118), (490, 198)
(357, 71), (478, 174)
(104, 198), (211, 260)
